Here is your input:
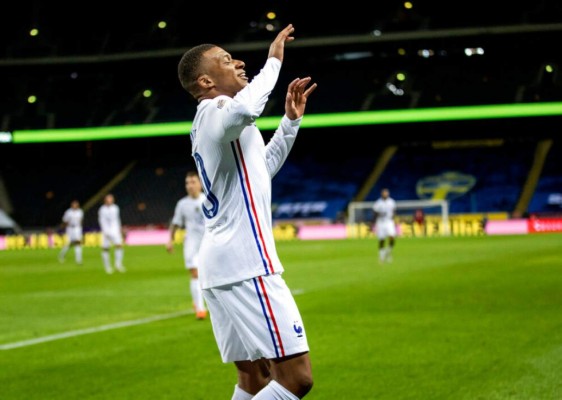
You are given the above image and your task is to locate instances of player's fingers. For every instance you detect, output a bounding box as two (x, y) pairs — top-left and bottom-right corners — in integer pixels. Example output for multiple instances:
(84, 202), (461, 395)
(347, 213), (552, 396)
(295, 77), (312, 92)
(303, 82), (318, 97)
(276, 24), (294, 41)
(287, 77), (300, 91)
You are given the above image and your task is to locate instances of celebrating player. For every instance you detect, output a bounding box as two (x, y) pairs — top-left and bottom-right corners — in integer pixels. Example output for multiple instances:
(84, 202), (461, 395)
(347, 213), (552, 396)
(178, 24), (316, 399)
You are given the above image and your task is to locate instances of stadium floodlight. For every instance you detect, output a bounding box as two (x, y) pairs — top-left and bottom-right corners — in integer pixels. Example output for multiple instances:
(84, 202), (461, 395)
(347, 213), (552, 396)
(0, 131), (13, 143)
(10, 102), (562, 143)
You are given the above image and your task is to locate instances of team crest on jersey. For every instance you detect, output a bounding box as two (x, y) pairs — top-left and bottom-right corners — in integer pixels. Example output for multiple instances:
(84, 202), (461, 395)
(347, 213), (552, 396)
(217, 99), (226, 109)
(293, 321), (303, 337)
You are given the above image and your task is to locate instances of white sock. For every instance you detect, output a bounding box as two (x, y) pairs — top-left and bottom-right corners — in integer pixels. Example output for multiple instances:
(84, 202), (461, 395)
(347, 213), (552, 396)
(231, 384), (254, 400)
(59, 245), (69, 258)
(379, 248), (386, 261)
(253, 380), (299, 400)
(101, 250), (112, 273)
(115, 248), (124, 269)
(190, 278), (206, 312)
(74, 246), (83, 264)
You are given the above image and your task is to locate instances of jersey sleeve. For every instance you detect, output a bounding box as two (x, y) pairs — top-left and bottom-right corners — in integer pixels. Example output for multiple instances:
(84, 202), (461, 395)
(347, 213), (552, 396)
(265, 115), (302, 178)
(62, 210), (69, 223)
(233, 57), (281, 118)
(98, 208), (107, 231)
(208, 57), (282, 143)
(171, 200), (184, 227)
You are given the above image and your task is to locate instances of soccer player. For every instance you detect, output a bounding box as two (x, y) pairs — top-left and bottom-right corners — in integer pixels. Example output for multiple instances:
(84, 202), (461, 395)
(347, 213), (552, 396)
(373, 188), (397, 263)
(166, 171), (207, 320)
(58, 199), (84, 265)
(98, 193), (125, 274)
(177, 24), (316, 400)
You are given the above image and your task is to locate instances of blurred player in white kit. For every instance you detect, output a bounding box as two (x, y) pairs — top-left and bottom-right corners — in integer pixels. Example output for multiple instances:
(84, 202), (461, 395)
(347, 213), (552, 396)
(166, 170), (208, 320)
(373, 188), (397, 263)
(58, 199), (84, 265)
(98, 193), (125, 274)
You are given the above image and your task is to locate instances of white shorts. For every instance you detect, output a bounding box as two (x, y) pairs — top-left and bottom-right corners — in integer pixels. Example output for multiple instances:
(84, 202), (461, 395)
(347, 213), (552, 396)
(66, 226), (83, 242)
(101, 230), (123, 247)
(183, 239), (200, 269)
(203, 273), (309, 363)
(376, 220), (396, 239)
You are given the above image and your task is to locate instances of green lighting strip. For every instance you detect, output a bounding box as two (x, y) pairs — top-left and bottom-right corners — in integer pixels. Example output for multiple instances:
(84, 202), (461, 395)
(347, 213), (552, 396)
(11, 102), (562, 144)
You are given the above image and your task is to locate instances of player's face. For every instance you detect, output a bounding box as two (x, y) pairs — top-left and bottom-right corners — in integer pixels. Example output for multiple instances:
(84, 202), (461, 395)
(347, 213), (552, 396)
(71, 201), (79, 209)
(203, 47), (247, 97)
(382, 190), (389, 199)
(105, 195), (114, 205)
(186, 176), (202, 197)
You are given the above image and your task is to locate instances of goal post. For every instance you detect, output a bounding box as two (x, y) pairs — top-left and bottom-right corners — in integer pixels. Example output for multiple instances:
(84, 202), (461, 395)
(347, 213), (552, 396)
(347, 199), (450, 237)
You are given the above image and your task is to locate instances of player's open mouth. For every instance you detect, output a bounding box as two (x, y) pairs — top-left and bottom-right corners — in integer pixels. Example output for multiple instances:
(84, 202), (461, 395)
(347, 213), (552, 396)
(239, 72), (248, 80)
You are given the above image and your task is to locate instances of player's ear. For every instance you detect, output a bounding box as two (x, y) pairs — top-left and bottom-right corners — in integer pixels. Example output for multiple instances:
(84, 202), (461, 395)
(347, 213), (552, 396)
(197, 74), (214, 89)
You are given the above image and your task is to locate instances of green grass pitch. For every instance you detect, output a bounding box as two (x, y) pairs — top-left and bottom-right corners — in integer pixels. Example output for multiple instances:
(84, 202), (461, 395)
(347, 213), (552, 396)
(1, 234), (561, 399)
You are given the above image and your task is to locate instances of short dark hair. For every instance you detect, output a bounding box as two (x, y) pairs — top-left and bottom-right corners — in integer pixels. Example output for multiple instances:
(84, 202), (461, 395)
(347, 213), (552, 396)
(186, 170), (199, 179)
(177, 44), (217, 97)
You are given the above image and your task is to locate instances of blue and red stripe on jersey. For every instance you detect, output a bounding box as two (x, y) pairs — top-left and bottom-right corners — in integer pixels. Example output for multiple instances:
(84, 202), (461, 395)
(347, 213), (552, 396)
(231, 140), (275, 275)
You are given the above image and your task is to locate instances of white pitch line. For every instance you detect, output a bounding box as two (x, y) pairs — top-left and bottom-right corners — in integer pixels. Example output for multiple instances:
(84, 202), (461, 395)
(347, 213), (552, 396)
(0, 288), (307, 351)
(0, 309), (193, 351)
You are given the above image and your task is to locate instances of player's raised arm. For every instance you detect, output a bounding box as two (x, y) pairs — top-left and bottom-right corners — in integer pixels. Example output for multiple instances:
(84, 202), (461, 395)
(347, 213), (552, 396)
(268, 24), (295, 62)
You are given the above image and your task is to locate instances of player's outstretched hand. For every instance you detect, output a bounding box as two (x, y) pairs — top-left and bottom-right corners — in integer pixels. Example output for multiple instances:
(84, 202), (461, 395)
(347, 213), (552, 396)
(268, 24), (295, 62)
(166, 240), (174, 253)
(285, 77), (317, 121)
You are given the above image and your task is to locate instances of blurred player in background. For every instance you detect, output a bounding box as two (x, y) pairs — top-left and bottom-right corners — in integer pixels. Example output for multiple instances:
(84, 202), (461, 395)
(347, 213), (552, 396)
(98, 193), (125, 274)
(373, 188), (397, 263)
(178, 24), (316, 400)
(166, 170), (207, 320)
(58, 199), (84, 265)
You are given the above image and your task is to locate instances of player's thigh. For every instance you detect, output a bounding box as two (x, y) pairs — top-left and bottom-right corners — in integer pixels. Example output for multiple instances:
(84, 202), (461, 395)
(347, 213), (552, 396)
(68, 227), (82, 242)
(183, 240), (199, 268)
(202, 288), (247, 363)
(105, 230), (123, 246)
(210, 274), (309, 362)
(376, 224), (388, 240)
(387, 221), (397, 237)
(101, 231), (119, 248)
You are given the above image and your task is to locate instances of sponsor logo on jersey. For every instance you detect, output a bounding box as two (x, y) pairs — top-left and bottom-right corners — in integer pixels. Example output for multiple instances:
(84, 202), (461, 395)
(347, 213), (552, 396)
(217, 99), (226, 109)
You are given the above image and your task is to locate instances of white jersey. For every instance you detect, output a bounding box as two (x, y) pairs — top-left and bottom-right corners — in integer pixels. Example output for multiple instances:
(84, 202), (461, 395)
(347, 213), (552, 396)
(172, 194), (206, 245)
(190, 57), (301, 289)
(62, 208), (83, 228)
(373, 198), (396, 224)
(98, 204), (121, 233)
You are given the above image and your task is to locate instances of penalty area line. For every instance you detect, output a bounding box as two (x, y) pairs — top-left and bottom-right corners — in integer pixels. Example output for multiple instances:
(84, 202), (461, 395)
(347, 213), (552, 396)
(0, 309), (193, 351)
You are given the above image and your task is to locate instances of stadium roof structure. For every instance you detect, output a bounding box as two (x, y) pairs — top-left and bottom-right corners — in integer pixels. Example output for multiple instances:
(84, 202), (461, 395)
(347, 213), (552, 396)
(2, 1), (561, 134)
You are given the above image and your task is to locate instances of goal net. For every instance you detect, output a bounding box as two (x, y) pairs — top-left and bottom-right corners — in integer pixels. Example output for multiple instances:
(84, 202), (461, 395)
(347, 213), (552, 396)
(346, 199), (450, 237)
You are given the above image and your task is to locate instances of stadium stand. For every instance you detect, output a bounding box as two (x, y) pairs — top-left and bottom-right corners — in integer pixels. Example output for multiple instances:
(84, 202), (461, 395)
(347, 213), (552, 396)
(1, 1), (562, 229)
(529, 141), (562, 214)
(366, 141), (536, 214)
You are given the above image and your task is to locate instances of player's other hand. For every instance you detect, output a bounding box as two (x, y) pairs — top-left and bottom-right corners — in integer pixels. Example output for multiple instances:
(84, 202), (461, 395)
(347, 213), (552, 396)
(268, 24), (295, 62)
(285, 77), (317, 120)
(166, 241), (174, 253)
